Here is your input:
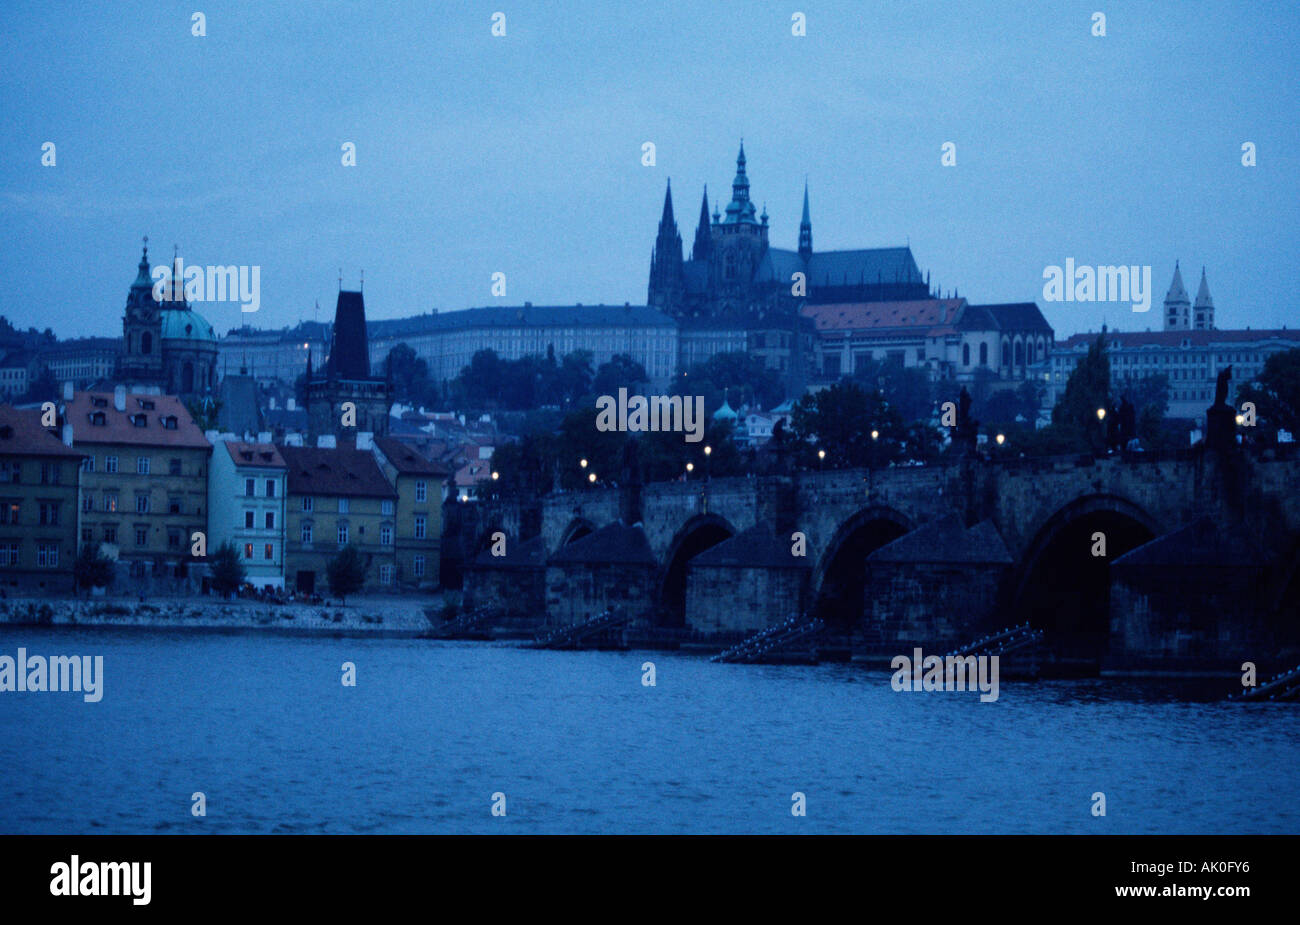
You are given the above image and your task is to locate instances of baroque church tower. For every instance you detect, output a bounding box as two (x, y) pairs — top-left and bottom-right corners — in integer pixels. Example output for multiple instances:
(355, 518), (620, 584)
(119, 239), (165, 383)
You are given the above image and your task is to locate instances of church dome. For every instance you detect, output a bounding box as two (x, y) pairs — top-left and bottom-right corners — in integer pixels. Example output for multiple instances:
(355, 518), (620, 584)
(160, 307), (216, 343)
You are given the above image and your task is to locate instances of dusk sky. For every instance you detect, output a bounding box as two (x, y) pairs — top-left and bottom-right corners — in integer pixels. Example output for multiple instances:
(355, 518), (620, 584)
(2, 1), (1297, 340)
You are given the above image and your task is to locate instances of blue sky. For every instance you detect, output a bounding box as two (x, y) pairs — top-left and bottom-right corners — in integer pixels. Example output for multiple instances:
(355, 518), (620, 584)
(1, 1), (1297, 339)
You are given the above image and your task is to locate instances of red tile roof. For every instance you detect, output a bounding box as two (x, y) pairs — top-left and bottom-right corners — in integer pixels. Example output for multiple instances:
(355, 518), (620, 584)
(277, 444), (396, 498)
(1057, 328), (1300, 350)
(222, 441), (287, 469)
(802, 298), (965, 333)
(65, 390), (211, 449)
(0, 405), (85, 459)
(374, 436), (451, 476)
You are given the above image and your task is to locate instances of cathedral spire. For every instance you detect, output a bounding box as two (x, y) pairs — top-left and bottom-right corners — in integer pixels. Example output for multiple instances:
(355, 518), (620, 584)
(692, 185), (712, 261)
(723, 141), (757, 225)
(1193, 266), (1215, 330)
(798, 179), (813, 259)
(1163, 260), (1191, 331)
(648, 178), (684, 309)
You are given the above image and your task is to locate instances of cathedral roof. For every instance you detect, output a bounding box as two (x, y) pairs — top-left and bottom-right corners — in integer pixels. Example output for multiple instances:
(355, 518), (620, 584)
(805, 247), (925, 288)
(802, 298), (965, 333)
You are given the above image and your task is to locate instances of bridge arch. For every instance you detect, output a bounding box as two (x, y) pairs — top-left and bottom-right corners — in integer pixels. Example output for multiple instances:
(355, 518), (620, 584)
(559, 517), (597, 546)
(812, 504), (913, 630)
(658, 513), (737, 628)
(1012, 493), (1162, 668)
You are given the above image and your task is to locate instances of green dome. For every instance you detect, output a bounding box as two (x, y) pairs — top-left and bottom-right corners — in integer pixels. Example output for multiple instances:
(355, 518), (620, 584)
(160, 307), (216, 342)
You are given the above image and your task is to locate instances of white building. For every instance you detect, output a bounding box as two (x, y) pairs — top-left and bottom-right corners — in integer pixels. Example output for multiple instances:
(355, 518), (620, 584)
(206, 437), (288, 589)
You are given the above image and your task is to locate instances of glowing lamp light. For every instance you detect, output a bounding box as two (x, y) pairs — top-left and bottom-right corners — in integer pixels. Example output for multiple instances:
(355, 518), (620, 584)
(995, 433), (1005, 446)
(491, 471), (499, 481)
(579, 458), (588, 468)
(1096, 408), (1107, 421)
(871, 429), (880, 440)
(703, 445), (712, 456)
(686, 462), (694, 472)
(588, 472), (597, 483)
(817, 449), (826, 460)
(1235, 414), (1245, 426)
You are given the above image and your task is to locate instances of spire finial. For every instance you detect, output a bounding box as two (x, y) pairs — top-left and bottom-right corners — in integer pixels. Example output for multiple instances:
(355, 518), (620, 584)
(360, 268), (364, 291)
(338, 268), (342, 291)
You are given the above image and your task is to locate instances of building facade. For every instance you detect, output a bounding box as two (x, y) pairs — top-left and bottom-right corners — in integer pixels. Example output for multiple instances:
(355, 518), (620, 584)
(218, 322), (329, 385)
(279, 444), (398, 595)
(0, 406), (83, 593)
(372, 436), (445, 590)
(1048, 326), (1300, 420)
(207, 440), (288, 589)
(65, 387), (211, 591)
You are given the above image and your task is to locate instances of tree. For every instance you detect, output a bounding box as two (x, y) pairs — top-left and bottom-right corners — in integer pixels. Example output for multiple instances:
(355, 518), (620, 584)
(683, 352), (785, 412)
(73, 546), (115, 596)
(790, 380), (906, 469)
(209, 541), (246, 598)
(1237, 347), (1300, 439)
(1050, 332), (1110, 453)
(592, 354), (649, 397)
(850, 356), (935, 424)
(326, 545), (367, 602)
(385, 342), (436, 408)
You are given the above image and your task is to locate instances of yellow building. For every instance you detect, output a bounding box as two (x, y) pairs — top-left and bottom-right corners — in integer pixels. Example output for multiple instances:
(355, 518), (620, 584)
(66, 387), (211, 592)
(279, 444), (397, 596)
(373, 436), (446, 590)
(0, 406), (84, 594)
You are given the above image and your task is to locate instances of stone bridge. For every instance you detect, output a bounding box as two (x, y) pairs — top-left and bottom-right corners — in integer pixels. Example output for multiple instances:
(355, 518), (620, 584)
(460, 451), (1300, 670)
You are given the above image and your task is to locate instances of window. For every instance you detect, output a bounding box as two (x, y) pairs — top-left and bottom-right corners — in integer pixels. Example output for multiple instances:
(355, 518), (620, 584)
(301, 523), (313, 543)
(168, 497), (182, 515)
(81, 528), (92, 544)
(243, 543), (253, 560)
(962, 344), (970, 366)
(136, 456), (150, 475)
(265, 480), (276, 498)
(104, 526), (117, 544)
(162, 416), (178, 430)
(302, 496), (313, 512)
(245, 479), (255, 497)
(167, 529), (181, 550)
(380, 525), (393, 546)
(979, 342), (988, 366)
(264, 543), (274, 560)
(414, 514), (427, 540)
(37, 543), (59, 568)
(41, 462), (60, 484)
(265, 512), (275, 530)
(105, 456), (118, 474)
(338, 498), (349, 514)
(135, 527), (149, 546)
(38, 502), (59, 526)
(379, 564), (393, 585)
(0, 462), (19, 483)
(104, 492), (118, 513)
(381, 500), (394, 516)
(337, 523), (349, 546)
(84, 456), (96, 473)
(413, 555), (425, 578)
(245, 511), (255, 529)
(169, 458), (182, 476)
(135, 493), (150, 514)
(0, 542), (19, 566)
(0, 502), (18, 524)
(415, 481), (427, 502)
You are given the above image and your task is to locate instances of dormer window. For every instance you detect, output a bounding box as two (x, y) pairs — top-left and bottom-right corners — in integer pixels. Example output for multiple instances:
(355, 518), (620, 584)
(162, 416), (178, 430)
(91, 397), (108, 408)
(137, 399), (155, 411)
(89, 412), (106, 426)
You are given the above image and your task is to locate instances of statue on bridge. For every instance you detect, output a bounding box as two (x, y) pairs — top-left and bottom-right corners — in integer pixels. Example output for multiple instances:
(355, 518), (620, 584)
(955, 386), (979, 455)
(1206, 365), (1237, 452)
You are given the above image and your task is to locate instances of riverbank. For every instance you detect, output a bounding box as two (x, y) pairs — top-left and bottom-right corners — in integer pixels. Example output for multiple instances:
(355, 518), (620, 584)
(0, 596), (434, 638)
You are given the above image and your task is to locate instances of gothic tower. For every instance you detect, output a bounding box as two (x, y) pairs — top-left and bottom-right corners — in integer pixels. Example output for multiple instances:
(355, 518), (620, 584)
(708, 142), (769, 310)
(1193, 266), (1215, 330)
(1162, 261), (1191, 331)
(647, 180), (684, 312)
(118, 239), (165, 383)
(306, 288), (392, 446)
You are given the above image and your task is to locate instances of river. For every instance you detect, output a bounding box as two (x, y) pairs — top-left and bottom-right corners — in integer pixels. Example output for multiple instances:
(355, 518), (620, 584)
(1, 627), (1296, 834)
